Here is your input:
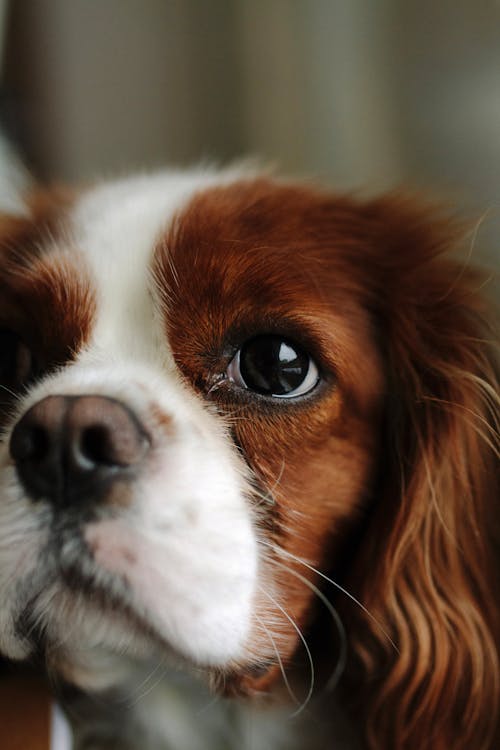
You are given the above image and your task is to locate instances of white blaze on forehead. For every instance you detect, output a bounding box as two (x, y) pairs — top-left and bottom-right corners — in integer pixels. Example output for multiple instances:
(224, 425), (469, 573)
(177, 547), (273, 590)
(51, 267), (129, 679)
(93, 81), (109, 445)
(69, 168), (247, 364)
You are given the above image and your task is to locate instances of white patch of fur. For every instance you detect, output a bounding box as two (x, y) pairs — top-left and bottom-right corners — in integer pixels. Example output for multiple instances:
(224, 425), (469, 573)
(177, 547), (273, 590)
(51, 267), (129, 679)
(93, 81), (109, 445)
(0, 168), (261, 672)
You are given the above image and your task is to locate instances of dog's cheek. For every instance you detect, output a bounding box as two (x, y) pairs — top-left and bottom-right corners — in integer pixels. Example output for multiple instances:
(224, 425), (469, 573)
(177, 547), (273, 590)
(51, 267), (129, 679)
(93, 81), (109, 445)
(61, 416), (260, 668)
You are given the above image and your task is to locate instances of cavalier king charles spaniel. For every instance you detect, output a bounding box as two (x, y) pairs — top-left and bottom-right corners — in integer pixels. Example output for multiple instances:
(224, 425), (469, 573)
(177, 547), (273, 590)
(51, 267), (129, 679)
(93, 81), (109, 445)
(0, 167), (498, 749)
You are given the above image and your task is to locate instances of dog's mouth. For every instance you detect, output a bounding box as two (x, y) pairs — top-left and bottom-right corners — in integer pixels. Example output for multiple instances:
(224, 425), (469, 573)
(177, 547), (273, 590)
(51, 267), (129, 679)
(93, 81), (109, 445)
(14, 527), (178, 667)
(11, 512), (258, 691)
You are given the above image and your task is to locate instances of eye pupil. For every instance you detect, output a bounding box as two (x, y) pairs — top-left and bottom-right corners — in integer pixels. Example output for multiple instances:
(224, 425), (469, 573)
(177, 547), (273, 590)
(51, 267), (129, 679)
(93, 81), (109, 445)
(238, 335), (315, 397)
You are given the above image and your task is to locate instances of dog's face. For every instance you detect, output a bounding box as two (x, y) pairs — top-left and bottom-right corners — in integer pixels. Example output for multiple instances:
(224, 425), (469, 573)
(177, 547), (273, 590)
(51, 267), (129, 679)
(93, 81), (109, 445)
(1, 170), (499, 750)
(0, 171), (383, 692)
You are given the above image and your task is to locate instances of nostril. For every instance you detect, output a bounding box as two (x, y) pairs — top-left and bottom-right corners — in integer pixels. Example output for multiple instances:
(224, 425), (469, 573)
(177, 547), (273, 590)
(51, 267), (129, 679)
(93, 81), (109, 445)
(11, 423), (51, 463)
(68, 398), (150, 470)
(78, 424), (118, 467)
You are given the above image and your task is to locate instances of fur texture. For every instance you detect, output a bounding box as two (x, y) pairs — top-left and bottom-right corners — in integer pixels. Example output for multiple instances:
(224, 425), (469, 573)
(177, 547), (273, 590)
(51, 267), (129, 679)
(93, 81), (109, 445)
(0, 168), (498, 749)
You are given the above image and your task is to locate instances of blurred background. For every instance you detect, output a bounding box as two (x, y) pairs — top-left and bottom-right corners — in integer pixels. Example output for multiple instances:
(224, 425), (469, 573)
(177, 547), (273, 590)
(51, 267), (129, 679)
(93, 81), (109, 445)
(0, 0), (499, 262)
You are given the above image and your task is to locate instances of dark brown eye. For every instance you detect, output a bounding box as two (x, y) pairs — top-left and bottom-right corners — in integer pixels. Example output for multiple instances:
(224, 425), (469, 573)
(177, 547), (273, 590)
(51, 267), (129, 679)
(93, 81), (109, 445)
(0, 329), (34, 392)
(227, 335), (319, 398)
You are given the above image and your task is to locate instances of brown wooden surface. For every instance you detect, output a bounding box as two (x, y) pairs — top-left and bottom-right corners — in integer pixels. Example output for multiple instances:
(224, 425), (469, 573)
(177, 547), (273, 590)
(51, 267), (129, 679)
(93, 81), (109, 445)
(0, 673), (51, 750)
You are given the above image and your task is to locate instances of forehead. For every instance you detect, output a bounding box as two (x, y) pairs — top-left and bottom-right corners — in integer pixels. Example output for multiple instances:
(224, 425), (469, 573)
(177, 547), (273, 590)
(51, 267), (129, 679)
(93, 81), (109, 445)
(1, 172), (381, 396)
(0, 170), (240, 362)
(159, 178), (368, 311)
(67, 170), (229, 361)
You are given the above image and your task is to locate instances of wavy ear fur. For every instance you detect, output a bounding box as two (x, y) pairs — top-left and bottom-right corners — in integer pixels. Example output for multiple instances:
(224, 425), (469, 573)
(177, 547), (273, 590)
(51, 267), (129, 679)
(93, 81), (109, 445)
(346, 198), (499, 750)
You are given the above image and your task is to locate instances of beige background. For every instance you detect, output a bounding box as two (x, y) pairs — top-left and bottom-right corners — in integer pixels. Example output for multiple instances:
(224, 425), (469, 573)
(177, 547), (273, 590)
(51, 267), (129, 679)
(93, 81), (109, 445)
(1, 0), (500, 262)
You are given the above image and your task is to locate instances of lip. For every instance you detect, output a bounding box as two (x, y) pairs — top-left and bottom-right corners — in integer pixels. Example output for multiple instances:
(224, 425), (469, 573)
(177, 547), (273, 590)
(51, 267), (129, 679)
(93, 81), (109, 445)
(54, 529), (244, 677)
(54, 536), (189, 663)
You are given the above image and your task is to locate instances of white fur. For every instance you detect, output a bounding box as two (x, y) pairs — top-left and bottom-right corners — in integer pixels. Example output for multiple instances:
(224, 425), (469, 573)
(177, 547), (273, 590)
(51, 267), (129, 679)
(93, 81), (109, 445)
(0, 169), (260, 671)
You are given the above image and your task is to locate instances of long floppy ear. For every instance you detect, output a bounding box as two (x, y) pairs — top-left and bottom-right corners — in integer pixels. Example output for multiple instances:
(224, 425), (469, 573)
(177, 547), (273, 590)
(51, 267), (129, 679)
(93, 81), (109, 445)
(346, 198), (499, 750)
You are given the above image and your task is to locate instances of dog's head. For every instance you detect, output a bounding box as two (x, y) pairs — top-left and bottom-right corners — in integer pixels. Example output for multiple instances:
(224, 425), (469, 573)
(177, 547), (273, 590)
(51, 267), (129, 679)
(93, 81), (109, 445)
(0, 170), (498, 748)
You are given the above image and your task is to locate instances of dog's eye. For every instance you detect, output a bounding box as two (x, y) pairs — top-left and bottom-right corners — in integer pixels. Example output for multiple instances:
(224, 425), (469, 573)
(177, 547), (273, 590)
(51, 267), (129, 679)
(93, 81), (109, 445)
(227, 335), (319, 398)
(0, 329), (33, 391)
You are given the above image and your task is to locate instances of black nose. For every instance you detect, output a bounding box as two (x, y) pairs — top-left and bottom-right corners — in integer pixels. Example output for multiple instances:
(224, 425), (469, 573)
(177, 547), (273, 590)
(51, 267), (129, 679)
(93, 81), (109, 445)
(10, 395), (150, 507)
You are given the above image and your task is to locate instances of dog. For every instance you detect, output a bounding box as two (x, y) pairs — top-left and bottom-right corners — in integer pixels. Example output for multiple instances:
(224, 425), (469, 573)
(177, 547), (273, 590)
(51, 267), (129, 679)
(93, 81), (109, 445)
(0, 167), (498, 749)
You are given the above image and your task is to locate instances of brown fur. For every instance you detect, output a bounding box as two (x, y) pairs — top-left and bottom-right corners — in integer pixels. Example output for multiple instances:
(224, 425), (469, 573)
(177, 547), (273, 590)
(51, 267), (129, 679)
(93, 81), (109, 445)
(0, 191), (96, 421)
(156, 179), (499, 749)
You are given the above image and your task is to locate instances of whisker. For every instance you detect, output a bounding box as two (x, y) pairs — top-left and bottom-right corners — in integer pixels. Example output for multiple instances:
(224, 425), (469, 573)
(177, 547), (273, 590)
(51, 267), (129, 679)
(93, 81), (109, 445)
(262, 541), (399, 655)
(257, 585), (315, 716)
(245, 457), (285, 511)
(251, 490), (275, 510)
(271, 558), (348, 692)
(118, 657), (168, 707)
(195, 690), (222, 717)
(254, 613), (300, 708)
(267, 459), (286, 496)
(0, 383), (19, 399)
